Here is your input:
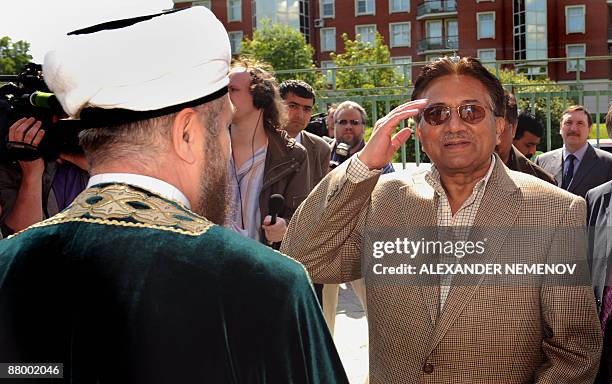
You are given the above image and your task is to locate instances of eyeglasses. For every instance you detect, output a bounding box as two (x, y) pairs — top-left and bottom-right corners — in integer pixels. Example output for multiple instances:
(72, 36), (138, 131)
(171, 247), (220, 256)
(336, 119), (364, 126)
(421, 104), (491, 126)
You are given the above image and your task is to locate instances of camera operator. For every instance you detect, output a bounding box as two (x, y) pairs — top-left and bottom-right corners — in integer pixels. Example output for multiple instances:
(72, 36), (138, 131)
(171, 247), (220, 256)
(0, 117), (88, 235)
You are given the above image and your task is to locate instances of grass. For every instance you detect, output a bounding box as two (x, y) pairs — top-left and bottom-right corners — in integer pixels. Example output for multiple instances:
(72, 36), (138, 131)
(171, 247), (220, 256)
(589, 123), (608, 139)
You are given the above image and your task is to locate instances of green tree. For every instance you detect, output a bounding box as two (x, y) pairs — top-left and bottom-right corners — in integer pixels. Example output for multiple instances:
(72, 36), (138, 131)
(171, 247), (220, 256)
(239, 20), (321, 86)
(497, 69), (575, 151)
(330, 33), (404, 91)
(0, 36), (33, 75)
(330, 33), (410, 162)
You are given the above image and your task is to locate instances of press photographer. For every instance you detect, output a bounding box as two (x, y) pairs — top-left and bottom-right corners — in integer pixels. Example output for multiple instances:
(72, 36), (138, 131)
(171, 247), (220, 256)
(0, 64), (88, 236)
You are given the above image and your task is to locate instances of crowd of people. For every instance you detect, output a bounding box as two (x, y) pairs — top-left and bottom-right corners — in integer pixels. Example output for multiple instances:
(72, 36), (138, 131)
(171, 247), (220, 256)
(0, 6), (611, 384)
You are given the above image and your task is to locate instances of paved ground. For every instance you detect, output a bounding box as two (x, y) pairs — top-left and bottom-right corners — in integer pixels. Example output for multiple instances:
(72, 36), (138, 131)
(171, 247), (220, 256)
(333, 284), (369, 384)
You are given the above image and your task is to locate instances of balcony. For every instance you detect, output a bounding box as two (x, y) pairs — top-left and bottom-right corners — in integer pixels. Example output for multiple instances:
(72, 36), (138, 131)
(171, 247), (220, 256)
(416, 0), (457, 20)
(417, 35), (459, 54)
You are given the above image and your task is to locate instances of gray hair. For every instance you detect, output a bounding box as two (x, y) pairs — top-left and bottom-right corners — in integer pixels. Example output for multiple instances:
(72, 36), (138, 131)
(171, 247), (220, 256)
(333, 100), (367, 125)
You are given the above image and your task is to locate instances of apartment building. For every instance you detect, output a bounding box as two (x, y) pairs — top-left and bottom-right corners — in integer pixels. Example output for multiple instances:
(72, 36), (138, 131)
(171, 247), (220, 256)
(172, 0), (611, 86)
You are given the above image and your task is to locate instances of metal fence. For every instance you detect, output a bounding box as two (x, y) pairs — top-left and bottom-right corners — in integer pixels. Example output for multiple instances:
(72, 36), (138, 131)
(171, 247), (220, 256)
(275, 56), (612, 168)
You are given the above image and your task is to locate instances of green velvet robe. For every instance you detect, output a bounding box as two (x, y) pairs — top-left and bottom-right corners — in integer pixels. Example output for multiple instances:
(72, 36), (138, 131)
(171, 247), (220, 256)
(0, 183), (348, 384)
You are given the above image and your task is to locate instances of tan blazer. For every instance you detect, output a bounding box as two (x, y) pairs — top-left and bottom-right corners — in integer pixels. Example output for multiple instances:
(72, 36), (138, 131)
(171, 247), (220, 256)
(281, 157), (602, 384)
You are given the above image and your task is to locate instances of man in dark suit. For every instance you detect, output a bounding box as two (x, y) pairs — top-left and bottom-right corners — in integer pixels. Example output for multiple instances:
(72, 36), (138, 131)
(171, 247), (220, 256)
(495, 91), (555, 184)
(585, 101), (612, 384)
(535, 105), (612, 198)
(279, 80), (331, 190)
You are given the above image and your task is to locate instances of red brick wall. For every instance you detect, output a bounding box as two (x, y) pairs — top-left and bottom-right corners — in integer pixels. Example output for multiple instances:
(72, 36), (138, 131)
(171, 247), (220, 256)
(549, 0), (610, 81)
(176, 0), (610, 82)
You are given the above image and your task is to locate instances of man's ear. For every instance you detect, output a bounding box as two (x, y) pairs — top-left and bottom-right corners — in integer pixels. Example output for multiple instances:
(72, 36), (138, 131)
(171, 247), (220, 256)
(495, 117), (505, 145)
(171, 108), (200, 164)
(415, 124), (425, 150)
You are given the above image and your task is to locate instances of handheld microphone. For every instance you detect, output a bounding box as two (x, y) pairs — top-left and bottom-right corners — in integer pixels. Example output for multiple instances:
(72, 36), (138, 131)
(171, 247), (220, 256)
(269, 194), (284, 225)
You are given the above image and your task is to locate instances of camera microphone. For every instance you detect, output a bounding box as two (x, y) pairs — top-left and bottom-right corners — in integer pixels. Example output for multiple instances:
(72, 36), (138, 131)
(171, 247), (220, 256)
(268, 194), (284, 225)
(330, 142), (352, 169)
(28, 91), (61, 111)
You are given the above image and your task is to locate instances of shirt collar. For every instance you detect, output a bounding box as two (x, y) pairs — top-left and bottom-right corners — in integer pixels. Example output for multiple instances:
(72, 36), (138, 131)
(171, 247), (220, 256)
(425, 155), (496, 197)
(563, 142), (589, 161)
(87, 173), (191, 208)
(294, 131), (303, 145)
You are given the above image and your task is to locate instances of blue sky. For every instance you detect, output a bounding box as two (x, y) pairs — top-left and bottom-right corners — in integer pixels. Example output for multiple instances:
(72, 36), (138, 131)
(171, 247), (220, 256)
(2, 0), (173, 63)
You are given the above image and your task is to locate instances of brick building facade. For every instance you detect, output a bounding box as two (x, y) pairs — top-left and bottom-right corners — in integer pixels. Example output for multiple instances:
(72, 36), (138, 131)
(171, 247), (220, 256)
(172, 0), (611, 84)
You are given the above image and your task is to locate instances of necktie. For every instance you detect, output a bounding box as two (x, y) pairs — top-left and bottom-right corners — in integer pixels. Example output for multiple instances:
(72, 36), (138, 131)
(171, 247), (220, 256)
(561, 154), (576, 190)
(601, 285), (612, 334)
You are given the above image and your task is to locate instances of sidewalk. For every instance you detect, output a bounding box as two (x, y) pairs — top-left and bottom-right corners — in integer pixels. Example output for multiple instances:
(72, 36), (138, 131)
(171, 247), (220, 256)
(333, 284), (369, 384)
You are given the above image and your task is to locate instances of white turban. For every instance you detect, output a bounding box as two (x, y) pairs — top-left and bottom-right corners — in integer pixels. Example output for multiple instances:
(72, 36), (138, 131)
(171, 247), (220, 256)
(43, 6), (231, 119)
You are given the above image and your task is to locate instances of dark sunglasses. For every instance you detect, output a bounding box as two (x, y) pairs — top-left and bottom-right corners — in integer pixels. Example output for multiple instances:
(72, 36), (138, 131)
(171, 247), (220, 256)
(421, 104), (490, 126)
(336, 119), (363, 126)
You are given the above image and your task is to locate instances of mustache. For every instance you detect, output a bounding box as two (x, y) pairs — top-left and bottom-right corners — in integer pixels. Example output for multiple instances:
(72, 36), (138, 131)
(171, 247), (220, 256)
(440, 132), (473, 145)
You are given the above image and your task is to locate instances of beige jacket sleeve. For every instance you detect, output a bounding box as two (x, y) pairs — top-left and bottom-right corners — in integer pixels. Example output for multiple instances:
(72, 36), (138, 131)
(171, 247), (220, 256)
(535, 195), (602, 383)
(280, 157), (381, 284)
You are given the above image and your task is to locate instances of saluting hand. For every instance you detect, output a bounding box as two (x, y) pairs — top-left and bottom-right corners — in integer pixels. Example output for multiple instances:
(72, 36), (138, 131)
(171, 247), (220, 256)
(357, 99), (428, 170)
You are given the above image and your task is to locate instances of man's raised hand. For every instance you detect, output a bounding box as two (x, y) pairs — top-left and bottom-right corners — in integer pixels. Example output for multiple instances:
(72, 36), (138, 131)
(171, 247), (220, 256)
(357, 99), (427, 170)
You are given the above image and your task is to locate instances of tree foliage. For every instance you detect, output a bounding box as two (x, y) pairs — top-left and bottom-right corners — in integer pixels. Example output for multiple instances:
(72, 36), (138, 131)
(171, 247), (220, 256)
(0, 36), (32, 75)
(239, 20), (321, 86)
(330, 33), (404, 91)
(497, 69), (575, 151)
(330, 33), (409, 162)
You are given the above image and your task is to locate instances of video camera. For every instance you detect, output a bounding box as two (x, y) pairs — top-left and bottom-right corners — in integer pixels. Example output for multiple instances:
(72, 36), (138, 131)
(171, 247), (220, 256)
(0, 63), (83, 163)
(305, 112), (328, 137)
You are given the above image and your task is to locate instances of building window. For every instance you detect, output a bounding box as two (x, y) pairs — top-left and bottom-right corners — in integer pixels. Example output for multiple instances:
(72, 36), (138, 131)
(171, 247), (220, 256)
(355, 24), (377, 45)
(321, 61), (335, 84)
(321, 0), (334, 18)
(228, 31), (243, 54)
(513, 0), (547, 76)
(299, 0), (310, 43)
(446, 19), (458, 41)
(355, 0), (375, 16)
(389, 0), (409, 13)
(566, 44), (586, 72)
(389, 22), (410, 47)
(425, 20), (442, 46)
(228, 0), (241, 22)
(477, 12), (495, 39)
(320, 28), (336, 52)
(391, 56), (412, 82)
(477, 48), (496, 64)
(565, 5), (585, 34)
(192, 0), (211, 8)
